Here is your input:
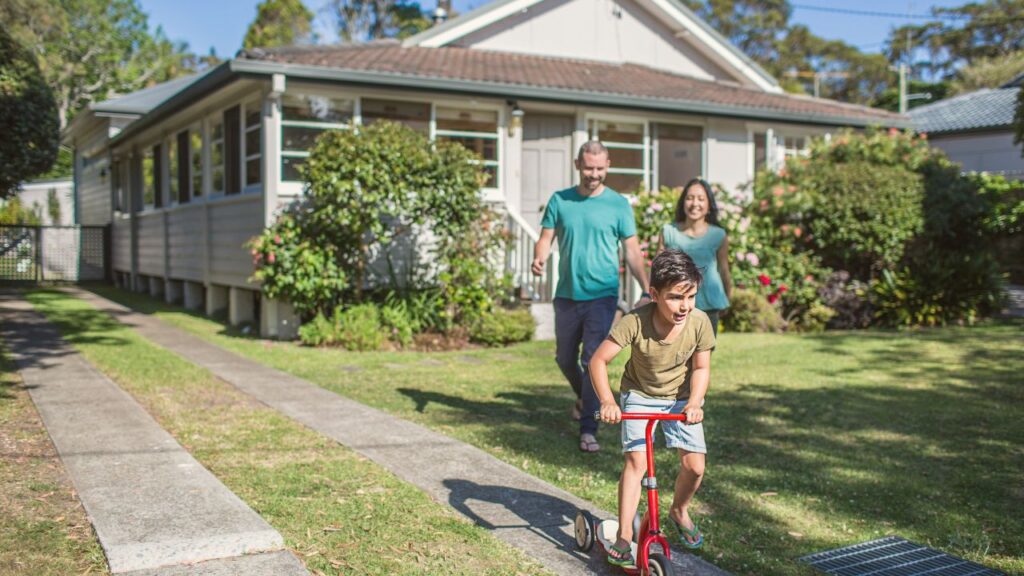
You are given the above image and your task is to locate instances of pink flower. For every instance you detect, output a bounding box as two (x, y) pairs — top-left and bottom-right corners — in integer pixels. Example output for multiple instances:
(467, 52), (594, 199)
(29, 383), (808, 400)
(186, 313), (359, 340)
(651, 202), (663, 211)
(793, 227), (802, 237)
(772, 186), (784, 197)
(888, 127), (900, 136)
(738, 217), (751, 233)
(758, 274), (771, 286)
(267, 252), (276, 264)
(747, 253), (760, 266)
(805, 275), (814, 282)
(274, 235), (282, 245)
(787, 185), (797, 193)
(781, 224), (790, 234)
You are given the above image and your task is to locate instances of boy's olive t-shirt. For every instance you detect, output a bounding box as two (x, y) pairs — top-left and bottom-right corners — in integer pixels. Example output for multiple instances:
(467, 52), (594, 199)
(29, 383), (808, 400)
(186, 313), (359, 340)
(540, 186), (637, 301)
(607, 303), (716, 400)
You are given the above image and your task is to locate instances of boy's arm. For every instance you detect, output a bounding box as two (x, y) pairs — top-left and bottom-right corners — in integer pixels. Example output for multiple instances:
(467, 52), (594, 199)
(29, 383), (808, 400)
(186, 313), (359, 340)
(684, 350), (711, 424)
(589, 338), (624, 423)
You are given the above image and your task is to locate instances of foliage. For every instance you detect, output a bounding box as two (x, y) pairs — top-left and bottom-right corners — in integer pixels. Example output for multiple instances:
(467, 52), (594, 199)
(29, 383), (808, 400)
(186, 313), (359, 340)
(885, 0), (1024, 80)
(872, 79), (950, 112)
(243, 0), (315, 49)
(971, 171), (1024, 236)
(818, 271), (872, 329)
(950, 50), (1024, 94)
(0, 0), (217, 131)
(46, 188), (61, 224)
(468, 306), (535, 347)
(385, 289), (446, 334)
(869, 266), (1002, 327)
(627, 185), (677, 259)
(758, 158), (924, 277)
(251, 120), (506, 332)
(298, 304), (388, 350)
(379, 300), (421, 347)
(720, 288), (785, 332)
(326, 0), (431, 42)
(0, 25), (59, 197)
(0, 196), (41, 225)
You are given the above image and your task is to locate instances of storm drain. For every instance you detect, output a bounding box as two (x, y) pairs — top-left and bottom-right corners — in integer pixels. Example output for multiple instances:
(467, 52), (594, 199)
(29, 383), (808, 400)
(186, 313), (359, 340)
(799, 536), (1005, 576)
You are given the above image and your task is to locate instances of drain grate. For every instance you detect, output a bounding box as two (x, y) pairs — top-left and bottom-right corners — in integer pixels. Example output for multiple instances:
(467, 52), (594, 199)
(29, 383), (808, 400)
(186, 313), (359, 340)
(799, 536), (1006, 576)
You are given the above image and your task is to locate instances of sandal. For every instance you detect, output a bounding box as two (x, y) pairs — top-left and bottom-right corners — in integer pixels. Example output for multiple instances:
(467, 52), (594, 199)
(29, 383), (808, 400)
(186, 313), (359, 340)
(670, 516), (704, 549)
(606, 542), (635, 567)
(579, 433), (600, 453)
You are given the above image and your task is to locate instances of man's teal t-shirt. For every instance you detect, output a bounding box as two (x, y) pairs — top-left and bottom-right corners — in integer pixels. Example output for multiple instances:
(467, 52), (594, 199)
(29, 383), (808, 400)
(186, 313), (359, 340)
(540, 186), (637, 301)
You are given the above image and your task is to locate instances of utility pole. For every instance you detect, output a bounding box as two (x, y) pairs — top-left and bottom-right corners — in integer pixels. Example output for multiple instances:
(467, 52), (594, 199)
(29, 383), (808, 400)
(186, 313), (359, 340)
(899, 62), (908, 114)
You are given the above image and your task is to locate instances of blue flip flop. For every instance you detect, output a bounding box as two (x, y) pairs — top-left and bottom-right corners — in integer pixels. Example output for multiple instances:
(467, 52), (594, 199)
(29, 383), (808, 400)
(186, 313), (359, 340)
(670, 517), (704, 549)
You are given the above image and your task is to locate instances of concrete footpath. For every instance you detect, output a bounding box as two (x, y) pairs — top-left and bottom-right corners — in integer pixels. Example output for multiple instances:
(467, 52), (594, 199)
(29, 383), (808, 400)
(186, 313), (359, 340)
(0, 292), (308, 576)
(71, 287), (732, 576)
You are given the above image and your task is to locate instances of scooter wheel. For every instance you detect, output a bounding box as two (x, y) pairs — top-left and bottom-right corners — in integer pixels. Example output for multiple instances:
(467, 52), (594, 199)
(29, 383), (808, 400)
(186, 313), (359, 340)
(646, 552), (674, 576)
(574, 509), (595, 552)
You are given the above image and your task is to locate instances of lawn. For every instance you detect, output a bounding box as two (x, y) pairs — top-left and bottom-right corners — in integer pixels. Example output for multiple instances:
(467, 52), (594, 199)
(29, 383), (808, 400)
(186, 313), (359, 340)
(24, 289), (549, 576)
(80, 285), (1024, 575)
(0, 349), (108, 575)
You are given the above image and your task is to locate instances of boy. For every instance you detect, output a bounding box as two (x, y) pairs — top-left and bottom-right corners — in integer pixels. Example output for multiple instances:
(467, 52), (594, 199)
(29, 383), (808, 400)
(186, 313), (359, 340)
(589, 249), (715, 567)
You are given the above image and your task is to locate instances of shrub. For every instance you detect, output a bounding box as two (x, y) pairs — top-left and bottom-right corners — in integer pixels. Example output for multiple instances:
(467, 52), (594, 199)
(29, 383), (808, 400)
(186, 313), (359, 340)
(298, 304), (387, 351)
(818, 271), (872, 329)
(469, 307), (535, 346)
(380, 301), (421, 348)
(720, 289), (785, 333)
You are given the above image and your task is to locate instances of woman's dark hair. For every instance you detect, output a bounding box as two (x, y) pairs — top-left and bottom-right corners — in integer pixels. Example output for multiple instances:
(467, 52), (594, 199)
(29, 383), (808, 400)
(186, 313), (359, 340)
(673, 178), (720, 226)
(650, 249), (703, 291)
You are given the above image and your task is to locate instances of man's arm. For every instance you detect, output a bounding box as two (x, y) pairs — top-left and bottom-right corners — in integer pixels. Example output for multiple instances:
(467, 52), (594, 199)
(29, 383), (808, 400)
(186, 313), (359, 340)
(684, 350), (711, 424)
(589, 338), (625, 423)
(531, 227), (556, 276)
(622, 235), (650, 297)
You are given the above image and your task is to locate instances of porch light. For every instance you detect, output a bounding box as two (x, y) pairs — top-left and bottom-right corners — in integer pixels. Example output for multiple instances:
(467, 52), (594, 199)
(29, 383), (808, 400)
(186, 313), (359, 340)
(509, 104), (524, 136)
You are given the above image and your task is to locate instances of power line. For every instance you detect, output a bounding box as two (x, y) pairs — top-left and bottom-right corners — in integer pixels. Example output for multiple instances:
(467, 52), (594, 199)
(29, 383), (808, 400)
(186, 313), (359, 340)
(789, 3), (969, 21)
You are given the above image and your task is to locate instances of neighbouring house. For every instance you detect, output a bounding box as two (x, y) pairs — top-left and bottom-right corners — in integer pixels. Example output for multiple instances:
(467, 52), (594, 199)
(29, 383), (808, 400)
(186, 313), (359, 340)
(7, 178), (73, 226)
(909, 75), (1024, 179)
(63, 0), (905, 338)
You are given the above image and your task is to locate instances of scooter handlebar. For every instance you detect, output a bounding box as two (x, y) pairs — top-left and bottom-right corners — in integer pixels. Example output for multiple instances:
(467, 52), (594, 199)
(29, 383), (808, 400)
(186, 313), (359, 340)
(593, 411), (688, 422)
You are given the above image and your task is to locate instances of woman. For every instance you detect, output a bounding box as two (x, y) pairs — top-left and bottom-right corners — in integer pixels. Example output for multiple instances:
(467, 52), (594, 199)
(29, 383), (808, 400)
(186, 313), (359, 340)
(658, 178), (732, 334)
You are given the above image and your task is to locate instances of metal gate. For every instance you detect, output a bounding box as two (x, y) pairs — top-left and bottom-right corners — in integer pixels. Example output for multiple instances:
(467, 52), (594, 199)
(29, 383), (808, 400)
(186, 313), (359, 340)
(0, 225), (109, 283)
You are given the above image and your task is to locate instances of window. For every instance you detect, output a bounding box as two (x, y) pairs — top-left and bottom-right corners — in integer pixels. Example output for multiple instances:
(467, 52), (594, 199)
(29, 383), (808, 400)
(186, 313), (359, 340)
(210, 118), (225, 195)
(435, 108), (500, 188)
(280, 92), (353, 182)
(590, 119), (648, 193)
(166, 136), (179, 202)
(112, 161), (125, 212)
(142, 148), (155, 208)
(224, 106), (240, 194)
(190, 127), (203, 198)
(244, 102), (262, 187)
(781, 136), (807, 161)
(654, 124), (702, 190)
(361, 98), (429, 134)
(754, 132), (768, 172)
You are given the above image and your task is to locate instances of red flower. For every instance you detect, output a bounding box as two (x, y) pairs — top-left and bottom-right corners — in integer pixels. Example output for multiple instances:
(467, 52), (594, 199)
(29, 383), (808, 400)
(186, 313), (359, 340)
(778, 284), (789, 294)
(888, 127), (900, 136)
(758, 274), (771, 286)
(767, 293), (779, 304)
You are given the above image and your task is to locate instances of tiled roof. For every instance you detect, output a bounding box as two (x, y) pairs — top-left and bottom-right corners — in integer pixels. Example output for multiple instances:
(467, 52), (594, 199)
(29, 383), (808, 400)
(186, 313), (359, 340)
(241, 43), (902, 125)
(909, 86), (1020, 134)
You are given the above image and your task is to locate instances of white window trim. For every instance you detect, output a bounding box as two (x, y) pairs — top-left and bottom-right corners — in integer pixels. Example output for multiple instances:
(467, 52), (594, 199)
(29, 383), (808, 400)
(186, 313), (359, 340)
(243, 98), (263, 193)
(207, 112), (226, 198)
(586, 113), (651, 191)
(166, 134), (180, 206)
(434, 102), (503, 194)
(187, 122), (203, 203)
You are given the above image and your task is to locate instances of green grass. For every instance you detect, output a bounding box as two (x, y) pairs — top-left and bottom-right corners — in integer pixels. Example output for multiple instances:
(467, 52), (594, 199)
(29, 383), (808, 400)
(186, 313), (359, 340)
(81, 285), (1024, 575)
(25, 289), (549, 576)
(0, 349), (108, 575)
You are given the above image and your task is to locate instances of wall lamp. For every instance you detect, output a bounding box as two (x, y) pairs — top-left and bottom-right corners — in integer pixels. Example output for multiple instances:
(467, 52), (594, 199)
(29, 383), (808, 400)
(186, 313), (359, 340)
(508, 102), (524, 136)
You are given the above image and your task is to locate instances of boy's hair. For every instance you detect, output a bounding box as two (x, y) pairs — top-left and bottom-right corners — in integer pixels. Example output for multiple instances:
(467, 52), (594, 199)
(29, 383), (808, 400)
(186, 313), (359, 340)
(650, 249), (703, 292)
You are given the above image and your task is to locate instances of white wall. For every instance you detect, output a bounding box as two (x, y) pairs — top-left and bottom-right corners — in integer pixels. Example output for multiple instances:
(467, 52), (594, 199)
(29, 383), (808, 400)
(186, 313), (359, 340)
(17, 179), (74, 226)
(457, 0), (734, 82)
(929, 130), (1024, 178)
(705, 118), (751, 193)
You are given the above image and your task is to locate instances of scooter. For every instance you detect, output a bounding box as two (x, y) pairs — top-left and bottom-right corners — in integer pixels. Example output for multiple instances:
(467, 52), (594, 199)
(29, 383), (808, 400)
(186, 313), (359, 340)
(573, 411), (688, 576)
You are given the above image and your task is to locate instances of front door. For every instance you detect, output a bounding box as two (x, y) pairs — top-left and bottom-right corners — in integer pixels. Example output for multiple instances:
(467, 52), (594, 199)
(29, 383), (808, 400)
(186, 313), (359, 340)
(521, 114), (574, 233)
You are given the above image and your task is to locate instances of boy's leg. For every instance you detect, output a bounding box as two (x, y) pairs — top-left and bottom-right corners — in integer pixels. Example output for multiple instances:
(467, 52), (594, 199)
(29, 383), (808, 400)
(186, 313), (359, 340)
(614, 451), (648, 553)
(669, 450), (706, 543)
(553, 298), (586, 401)
(578, 296), (620, 437)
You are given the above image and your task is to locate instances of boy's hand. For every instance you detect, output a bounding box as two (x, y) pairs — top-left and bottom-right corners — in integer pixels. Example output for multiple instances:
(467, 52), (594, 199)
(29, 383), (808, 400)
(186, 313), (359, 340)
(683, 403), (704, 424)
(600, 402), (622, 424)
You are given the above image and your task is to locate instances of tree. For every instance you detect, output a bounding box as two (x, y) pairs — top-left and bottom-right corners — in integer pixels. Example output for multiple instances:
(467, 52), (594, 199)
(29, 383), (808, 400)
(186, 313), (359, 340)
(950, 50), (1024, 94)
(873, 79), (951, 112)
(243, 0), (315, 50)
(0, 25), (59, 197)
(886, 0), (1024, 80)
(47, 187), (62, 224)
(327, 0), (430, 43)
(0, 0), (211, 132)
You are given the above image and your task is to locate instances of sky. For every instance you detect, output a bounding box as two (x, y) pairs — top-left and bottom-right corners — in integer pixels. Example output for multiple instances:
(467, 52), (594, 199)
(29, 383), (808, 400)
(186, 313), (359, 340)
(138, 0), (968, 60)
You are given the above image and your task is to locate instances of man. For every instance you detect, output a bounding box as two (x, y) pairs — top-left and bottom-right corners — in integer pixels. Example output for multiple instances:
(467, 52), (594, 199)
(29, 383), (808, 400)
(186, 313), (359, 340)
(532, 140), (650, 453)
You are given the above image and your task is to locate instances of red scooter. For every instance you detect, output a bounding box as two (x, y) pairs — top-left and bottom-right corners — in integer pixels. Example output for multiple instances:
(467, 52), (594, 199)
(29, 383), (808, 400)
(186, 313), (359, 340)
(574, 412), (688, 576)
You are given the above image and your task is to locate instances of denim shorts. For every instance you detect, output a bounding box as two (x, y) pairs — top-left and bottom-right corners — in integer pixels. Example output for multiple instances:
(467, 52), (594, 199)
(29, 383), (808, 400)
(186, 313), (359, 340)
(620, 391), (706, 454)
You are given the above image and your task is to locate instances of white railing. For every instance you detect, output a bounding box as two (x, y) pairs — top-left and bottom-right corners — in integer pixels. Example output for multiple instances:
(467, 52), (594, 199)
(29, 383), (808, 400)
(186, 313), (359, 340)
(505, 210), (558, 302)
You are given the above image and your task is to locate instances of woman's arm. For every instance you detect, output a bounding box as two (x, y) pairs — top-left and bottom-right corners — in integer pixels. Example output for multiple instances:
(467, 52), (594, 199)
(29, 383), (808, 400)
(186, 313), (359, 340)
(717, 234), (733, 301)
(589, 338), (625, 423)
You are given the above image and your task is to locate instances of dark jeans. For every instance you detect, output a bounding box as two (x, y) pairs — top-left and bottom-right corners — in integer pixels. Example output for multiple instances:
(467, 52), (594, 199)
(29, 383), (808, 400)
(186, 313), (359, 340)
(553, 296), (619, 436)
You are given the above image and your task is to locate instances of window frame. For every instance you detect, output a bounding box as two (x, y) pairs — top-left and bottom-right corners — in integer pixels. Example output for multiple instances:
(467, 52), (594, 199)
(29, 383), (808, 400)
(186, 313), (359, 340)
(242, 99), (263, 192)
(586, 114), (651, 193)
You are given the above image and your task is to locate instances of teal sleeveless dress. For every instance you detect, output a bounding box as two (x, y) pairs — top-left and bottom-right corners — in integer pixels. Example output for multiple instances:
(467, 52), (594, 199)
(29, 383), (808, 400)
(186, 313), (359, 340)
(661, 223), (730, 317)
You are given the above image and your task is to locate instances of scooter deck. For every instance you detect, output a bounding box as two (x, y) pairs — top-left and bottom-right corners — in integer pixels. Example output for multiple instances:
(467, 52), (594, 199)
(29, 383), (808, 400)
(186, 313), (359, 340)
(595, 519), (640, 573)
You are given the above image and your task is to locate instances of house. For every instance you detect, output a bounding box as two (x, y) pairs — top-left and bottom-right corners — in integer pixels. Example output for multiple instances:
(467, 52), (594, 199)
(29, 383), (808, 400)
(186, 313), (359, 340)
(63, 0), (905, 338)
(909, 76), (1023, 179)
(7, 178), (73, 226)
